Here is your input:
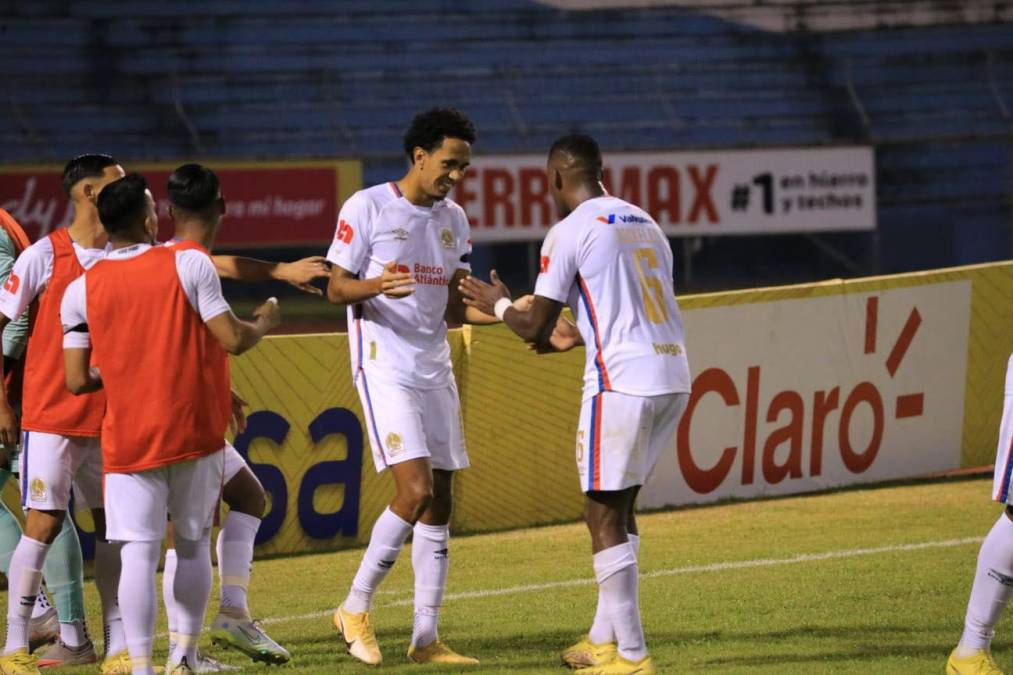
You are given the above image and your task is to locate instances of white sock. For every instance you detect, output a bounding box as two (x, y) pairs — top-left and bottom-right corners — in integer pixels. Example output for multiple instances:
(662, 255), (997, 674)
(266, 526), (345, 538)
(59, 621), (87, 648)
(958, 514), (1013, 655)
(31, 589), (52, 618)
(589, 534), (639, 644)
(169, 534), (212, 667)
(594, 542), (647, 662)
(410, 522), (450, 648)
(118, 540), (160, 675)
(5, 536), (49, 654)
(94, 540), (125, 656)
(344, 508), (412, 614)
(216, 511), (260, 618)
(161, 549), (179, 653)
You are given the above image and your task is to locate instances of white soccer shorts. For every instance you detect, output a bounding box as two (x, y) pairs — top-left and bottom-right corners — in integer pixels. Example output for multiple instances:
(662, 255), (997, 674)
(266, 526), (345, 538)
(991, 354), (1013, 504)
(576, 391), (689, 493)
(355, 373), (469, 473)
(222, 441), (249, 485)
(19, 431), (103, 511)
(104, 448), (225, 542)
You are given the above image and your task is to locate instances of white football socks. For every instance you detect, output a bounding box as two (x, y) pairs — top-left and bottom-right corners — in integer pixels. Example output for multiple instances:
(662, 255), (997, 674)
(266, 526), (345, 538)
(30, 589), (51, 619)
(344, 508), (412, 614)
(593, 542), (647, 662)
(118, 540), (161, 675)
(589, 534), (639, 644)
(216, 511), (260, 618)
(161, 549), (179, 651)
(411, 522), (450, 648)
(4, 536), (48, 654)
(94, 540), (124, 655)
(958, 514), (1013, 656)
(169, 534), (212, 668)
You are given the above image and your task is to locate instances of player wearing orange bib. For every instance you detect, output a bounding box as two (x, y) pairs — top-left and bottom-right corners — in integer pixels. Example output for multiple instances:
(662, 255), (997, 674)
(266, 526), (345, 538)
(0, 155), (125, 674)
(60, 174), (280, 675)
(460, 135), (692, 675)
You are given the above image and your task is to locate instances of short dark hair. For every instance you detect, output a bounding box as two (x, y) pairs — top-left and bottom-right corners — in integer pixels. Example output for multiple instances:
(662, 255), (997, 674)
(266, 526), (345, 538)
(61, 154), (118, 196)
(403, 107), (477, 162)
(168, 163), (220, 211)
(97, 173), (149, 235)
(549, 134), (603, 181)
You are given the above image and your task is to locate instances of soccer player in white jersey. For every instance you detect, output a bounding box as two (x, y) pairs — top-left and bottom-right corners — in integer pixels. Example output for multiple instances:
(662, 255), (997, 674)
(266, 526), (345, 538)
(947, 354), (1013, 675)
(0, 154), (125, 674)
(326, 108), (518, 666)
(160, 164), (291, 668)
(60, 173), (281, 675)
(459, 134), (692, 675)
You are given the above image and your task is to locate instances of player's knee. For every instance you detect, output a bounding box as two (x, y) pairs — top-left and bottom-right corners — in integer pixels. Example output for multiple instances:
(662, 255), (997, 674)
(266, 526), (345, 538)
(25, 509), (66, 544)
(228, 485), (267, 518)
(400, 483), (435, 520)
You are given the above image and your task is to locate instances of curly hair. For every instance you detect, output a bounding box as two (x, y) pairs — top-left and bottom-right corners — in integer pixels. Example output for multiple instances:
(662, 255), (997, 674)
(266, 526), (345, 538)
(403, 107), (477, 162)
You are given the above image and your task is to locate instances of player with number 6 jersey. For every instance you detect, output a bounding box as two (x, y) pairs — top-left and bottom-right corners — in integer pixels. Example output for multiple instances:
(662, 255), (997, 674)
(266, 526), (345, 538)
(457, 133), (690, 675)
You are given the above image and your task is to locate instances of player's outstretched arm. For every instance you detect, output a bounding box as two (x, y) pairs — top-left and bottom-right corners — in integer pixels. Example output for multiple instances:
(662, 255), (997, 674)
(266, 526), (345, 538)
(212, 255), (330, 295)
(458, 272), (563, 349)
(326, 262), (416, 305)
(205, 297), (282, 355)
(64, 348), (102, 395)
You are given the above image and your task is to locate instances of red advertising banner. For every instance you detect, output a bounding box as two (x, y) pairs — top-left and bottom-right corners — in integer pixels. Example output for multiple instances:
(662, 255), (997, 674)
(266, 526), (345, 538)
(0, 160), (362, 247)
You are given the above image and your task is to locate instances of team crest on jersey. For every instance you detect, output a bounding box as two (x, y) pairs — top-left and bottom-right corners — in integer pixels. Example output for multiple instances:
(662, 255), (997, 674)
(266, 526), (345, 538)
(439, 228), (455, 249)
(391, 228), (409, 241)
(385, 432), (404, 455)
(29, 478), (46, 502)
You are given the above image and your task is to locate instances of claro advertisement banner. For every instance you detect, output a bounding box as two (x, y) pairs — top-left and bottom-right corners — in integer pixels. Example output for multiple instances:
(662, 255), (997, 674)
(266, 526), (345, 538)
(457, 146), (876, 241)
(0, 160), (362, 247)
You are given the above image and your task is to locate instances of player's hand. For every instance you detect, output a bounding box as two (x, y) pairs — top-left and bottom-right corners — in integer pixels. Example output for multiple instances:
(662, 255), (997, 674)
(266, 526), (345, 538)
(458, 269), (511, 316)
(512, 294), (535, 313)
(229, 389), (249, 436)
(0, 398), (18, 450)
(375, 261), (416, 299)
(548, 315), (582, 353)
(276, 257), (329, 295)
(253, 297), (282, 330)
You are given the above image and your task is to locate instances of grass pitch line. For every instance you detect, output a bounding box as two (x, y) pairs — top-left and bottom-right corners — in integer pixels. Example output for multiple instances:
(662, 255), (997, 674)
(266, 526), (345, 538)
(258, 535), (982, 625)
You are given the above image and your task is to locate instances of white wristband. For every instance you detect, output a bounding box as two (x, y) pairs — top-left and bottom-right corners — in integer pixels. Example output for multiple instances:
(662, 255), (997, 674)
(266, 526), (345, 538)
(494, 297), (512, 321)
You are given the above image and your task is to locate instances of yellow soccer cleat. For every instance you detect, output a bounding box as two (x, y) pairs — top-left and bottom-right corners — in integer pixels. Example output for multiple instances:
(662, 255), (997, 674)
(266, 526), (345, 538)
(0, 649), (40, 675)
(333, 605), (382, 666)
(406, 640), (479, 665)
(947, 648), (1005, 675)
(562, 636), (618, 668)
(575, 654), (656, 674)
(100, 650), (132, 674)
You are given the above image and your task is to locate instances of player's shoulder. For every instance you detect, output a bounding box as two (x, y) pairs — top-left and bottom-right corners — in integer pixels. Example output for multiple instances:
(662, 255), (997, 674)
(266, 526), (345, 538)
(19, 235), (55, 264)
(348, 183), (398, 212)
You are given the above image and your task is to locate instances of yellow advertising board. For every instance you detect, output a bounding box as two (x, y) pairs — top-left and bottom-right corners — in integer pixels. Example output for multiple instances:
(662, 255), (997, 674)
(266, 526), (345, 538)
(227, 262), (1012, 555)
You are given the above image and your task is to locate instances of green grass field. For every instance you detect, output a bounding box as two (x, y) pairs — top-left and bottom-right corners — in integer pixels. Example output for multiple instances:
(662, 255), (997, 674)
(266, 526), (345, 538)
(8, 475), (1012, 674)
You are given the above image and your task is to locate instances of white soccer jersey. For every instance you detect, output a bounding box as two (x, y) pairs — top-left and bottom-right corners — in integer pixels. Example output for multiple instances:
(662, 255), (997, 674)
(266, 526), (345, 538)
(534, 195), (691, 401)
(326, 182), (472, 389)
